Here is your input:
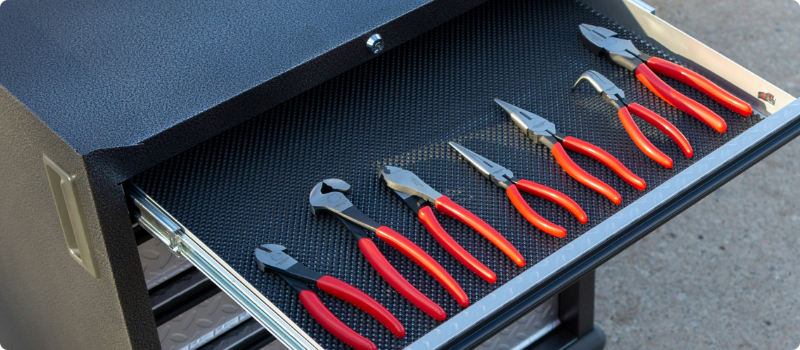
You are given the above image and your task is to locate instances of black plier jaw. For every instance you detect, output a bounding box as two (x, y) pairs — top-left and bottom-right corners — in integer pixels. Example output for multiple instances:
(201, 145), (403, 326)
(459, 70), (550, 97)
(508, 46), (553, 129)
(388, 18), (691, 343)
(254, 244), (324, 289)
(309, 179), (381, 238)
(579, 23), (652, 71)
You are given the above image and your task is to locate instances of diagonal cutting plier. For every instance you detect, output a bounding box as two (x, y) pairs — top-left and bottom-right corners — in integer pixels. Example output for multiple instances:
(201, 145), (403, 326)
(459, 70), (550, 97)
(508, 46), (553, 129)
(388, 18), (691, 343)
(380, 166), (525, 282)
(495, 98), (646, 204)
(449, 142), (587, 238)
(310, 179), (467, 321)
(255, 244), (405, 350)
(572, 70), (693, 168)
(580, 23), (753, 133)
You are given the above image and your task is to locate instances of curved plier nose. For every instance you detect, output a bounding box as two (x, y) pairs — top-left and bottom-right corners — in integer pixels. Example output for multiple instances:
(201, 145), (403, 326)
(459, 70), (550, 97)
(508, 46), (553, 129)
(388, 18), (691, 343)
(573, 70), (693, 168)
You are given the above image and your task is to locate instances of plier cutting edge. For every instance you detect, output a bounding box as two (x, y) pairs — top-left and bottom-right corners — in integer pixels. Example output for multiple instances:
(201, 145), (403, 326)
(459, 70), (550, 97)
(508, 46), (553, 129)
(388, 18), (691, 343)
(310, 179), (467, 321)
(255, 244), (404, 350)
(495, 98), (646, 205)
(380, 166), (525, 283)
(573, 70), (693, 168)
(579, 23), (753, 133)
(449, 142), (587, 238)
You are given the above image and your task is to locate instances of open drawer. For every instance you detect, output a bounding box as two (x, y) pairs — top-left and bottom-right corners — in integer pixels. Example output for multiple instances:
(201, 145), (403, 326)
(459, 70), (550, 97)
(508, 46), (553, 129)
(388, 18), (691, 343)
(126, 0), (799, 349)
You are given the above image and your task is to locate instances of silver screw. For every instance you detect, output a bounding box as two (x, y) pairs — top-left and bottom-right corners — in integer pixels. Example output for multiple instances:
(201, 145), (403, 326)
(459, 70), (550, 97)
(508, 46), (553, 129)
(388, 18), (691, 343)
(366, 34), (384, 54)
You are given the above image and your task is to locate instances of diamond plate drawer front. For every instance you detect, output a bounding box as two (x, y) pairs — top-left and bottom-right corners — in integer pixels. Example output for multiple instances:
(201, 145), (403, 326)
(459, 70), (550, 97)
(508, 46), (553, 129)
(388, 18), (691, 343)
(129, 0), (799, 349)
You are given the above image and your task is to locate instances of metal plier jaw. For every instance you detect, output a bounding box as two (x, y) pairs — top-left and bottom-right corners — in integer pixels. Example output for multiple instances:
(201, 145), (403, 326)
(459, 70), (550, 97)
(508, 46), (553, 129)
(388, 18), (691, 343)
(447, 142), (515, 190)
(579, 23), (651, 72)
(254, 244), (323, 290)
(494, 98), (562, 148)
(309, 179), (381, 237)
(379, 166), (443, 208)
(572, 70), (630, 110)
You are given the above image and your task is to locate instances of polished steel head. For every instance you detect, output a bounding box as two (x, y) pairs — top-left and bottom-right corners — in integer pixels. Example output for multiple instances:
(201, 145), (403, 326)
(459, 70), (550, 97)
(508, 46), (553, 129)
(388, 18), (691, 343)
(379, 166), (443, 203)
(573, 70), (625, 100)
(448, 142), (514, 189)
(579, 24), (642, 71)
(309, 178), (354, 217)
(494, 98), (557, 144)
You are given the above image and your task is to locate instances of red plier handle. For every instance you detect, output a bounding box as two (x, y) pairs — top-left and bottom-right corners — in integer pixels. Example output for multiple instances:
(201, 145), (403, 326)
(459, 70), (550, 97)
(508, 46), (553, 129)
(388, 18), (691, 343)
(418, 206), (497, 283)
(636, 63), (727, 133)
(618, 103), (693, 168)
(316, 275), (405, 338)
(298, 291), (377, 350)
(434, 196), (526, 267)
(506, 179), (588, 238)
(647, 57), (752, 117)
(358, 238), (447, 320)
(374, 226), (470, 307)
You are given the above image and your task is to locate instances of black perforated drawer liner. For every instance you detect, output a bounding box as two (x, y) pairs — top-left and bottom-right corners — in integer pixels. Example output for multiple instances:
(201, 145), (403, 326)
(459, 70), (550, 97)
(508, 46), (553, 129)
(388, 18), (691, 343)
(133, 0), (760, 348)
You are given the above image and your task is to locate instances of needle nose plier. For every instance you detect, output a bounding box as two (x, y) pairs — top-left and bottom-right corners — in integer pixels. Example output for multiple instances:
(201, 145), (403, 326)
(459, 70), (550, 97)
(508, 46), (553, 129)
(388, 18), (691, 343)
(495, 98), (645, 204)
(255, 244), (404, 350)
(380, 166), (524, 282)
(572, 70), (693, 168)
(309, 179), (467, 320)
(579, 23), (753, 133)
(449, 142), (587, 238)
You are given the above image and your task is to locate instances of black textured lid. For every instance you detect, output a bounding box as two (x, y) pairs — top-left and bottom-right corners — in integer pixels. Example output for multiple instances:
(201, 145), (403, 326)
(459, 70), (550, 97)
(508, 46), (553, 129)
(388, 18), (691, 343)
(0, 0), (485, 178)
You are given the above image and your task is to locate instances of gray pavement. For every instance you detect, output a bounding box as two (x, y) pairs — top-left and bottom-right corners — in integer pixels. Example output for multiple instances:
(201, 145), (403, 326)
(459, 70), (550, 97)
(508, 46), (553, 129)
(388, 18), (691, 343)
(596, 1), (800, 349)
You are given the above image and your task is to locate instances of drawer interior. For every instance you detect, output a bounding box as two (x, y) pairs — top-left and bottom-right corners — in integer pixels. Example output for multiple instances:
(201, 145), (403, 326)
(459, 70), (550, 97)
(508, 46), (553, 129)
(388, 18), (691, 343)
(131, 0), (762, 348)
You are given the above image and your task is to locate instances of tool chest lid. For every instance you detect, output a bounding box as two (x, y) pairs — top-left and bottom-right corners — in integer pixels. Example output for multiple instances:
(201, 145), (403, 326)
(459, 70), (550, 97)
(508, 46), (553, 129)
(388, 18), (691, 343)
(0, 0), (485, 177)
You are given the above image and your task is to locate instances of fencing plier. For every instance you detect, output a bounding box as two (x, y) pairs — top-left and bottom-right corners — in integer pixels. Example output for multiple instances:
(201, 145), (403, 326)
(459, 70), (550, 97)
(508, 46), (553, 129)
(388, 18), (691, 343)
(580, 23), (753, 133)
(573, 70), (693, 168)
(380, 166), (525, 281)
(310, 179), (467, 321)
(495, 98), (646, 204)
(449, 142), (587, 238)
(255, 244), (405, 350)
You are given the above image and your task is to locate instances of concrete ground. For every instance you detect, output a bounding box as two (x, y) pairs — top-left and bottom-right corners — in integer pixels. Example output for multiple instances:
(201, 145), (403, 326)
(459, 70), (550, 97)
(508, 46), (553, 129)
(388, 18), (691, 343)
(595, 1), (800, 349)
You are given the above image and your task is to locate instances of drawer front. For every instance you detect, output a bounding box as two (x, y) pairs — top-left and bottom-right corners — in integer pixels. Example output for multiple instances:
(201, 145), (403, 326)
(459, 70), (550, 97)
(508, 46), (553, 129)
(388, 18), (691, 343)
(128, 0), (799, 349)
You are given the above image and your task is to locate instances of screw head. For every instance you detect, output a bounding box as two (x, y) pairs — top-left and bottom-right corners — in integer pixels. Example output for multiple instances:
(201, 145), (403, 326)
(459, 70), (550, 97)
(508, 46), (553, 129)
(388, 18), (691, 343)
(366, 34), (384, 54)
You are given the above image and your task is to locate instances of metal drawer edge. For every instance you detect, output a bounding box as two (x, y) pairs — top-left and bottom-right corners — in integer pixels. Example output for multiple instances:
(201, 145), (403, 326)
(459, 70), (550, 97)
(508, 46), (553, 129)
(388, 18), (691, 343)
(126, 184), (320, 350)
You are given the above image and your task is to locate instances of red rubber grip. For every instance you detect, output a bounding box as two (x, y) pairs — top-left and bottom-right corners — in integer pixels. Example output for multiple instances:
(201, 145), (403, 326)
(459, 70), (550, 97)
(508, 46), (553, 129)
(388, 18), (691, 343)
(515, 179), (588, 224)
(298, 290), (377, 350)
(507, 185), (566, 238)
(434, 196), (526, 267)
(627, 103), (693, 158)
(561, 136), (646, 191)
(550, 142), (622, 204)
(647, 57), (753, 117)
(358, 238), (446, 320)
(635, 63), (727, 133)
(374, 226), (469, 307)
(417, 206), (497, 283)
(618, 107), (673, 168)
(317, 275), (406, 338)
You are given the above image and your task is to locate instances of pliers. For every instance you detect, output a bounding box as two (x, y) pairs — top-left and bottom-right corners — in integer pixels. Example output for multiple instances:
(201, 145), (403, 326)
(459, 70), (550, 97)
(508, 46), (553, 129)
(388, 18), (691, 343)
(495, 98), (646, 204)
(579, 23), (753, 133)
(309, 179), (467, 321)
(380, 166), (524, 282)
(572, 70), (693, 168)
(449, 142), (587, 238)
(254, 244), (404, 350)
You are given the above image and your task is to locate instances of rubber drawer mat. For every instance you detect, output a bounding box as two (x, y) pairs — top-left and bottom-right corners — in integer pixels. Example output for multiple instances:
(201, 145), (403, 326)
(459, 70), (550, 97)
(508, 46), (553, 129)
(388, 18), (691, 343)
(133, 0), (760, 348)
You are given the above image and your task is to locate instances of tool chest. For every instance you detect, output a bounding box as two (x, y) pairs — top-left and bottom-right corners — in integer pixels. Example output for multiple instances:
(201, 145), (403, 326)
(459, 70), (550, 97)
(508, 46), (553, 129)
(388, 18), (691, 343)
(0, 0), (798, 349)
